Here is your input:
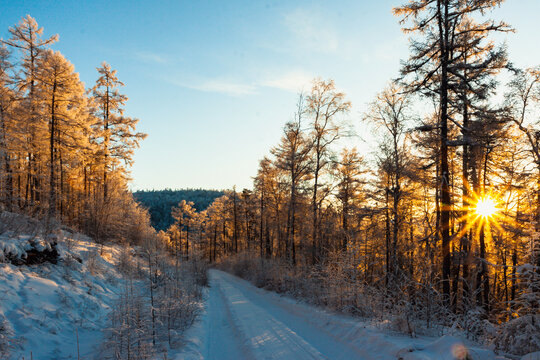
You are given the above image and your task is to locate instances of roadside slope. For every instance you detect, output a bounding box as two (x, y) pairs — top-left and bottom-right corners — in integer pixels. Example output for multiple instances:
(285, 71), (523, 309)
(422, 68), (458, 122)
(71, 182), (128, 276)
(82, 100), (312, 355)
(0, 231), (128, 359)
(179, 269), (507, 360)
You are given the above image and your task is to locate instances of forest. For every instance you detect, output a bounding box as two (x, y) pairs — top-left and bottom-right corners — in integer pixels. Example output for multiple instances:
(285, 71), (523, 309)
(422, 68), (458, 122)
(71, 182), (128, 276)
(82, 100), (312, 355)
(0, 16), (208, 359)
(134, 189), (224, 230)
(157, 1), (539, 356)
(0, 15), (152, 244)
(0, 0), (539, 358)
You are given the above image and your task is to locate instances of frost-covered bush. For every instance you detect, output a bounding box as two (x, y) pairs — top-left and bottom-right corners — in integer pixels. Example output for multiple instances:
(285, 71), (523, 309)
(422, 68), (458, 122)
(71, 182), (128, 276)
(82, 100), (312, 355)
(103, 283), (156, 360)
(230, 253), (256, 278)
(390, 313), (416, 336)
(188, 256), (209, 288)
(0, 211), (43, 236)
(456, 308), (497, 342)
(116, 247), (137, 275)
(103, 242), (206, 358)
(0, 314), (13, 359)
(495, 314), (540, 356)
(86, 249), (103, 276)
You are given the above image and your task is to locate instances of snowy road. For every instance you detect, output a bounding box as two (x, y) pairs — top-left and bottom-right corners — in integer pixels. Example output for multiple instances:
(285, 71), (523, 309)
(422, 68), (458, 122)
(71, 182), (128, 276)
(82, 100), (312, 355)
(204, 269), (364, 360)
(178, 269), (502, 360)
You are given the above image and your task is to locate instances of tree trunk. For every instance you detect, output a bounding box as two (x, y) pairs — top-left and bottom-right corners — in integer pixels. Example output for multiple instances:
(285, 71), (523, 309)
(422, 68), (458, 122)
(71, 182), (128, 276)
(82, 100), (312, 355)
(49, 81), (57, 219)
(312, 146), (321, 264)
(233, 189), (238, 253)
(385, 179), (391, 286)
(260, 190), (264, 258)
(438, 0), (452, 304)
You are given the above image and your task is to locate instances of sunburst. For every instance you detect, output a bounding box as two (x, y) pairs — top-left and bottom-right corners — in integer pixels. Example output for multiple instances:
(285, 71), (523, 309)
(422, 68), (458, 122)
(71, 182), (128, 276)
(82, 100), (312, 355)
(451, 181), (510, 243)
(475, 196), (499, 219)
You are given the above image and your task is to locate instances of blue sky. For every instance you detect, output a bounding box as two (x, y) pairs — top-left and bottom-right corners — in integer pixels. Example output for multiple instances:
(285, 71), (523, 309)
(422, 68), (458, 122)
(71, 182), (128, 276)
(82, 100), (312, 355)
(1, 0), (538, 190)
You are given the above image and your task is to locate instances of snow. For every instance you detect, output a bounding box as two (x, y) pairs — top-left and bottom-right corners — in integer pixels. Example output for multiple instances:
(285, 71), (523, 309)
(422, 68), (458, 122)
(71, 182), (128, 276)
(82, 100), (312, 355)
(0, 232), (129, 359)
(178, 269), (513, 360)
(521, 352), (540, 360)
(0, 227), (535, 360)
(0, 233), (55, 262)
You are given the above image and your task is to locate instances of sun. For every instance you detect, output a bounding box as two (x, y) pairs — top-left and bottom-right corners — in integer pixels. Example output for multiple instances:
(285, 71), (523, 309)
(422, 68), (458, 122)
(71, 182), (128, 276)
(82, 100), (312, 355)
(475, 196), (498, 218)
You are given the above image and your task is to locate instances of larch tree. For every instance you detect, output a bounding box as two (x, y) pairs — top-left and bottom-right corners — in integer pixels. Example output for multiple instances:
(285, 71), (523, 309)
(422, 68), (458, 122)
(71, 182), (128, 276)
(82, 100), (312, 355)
(335, 147), (364, 251)
(254, 157), (276, 258)
(506, 67), (540, 303)
(2, 15), (58, 208)
(271, 95), (313, 265)
(171, 200), (197, 260)
(91, 62), (146, 202)
(306, 78), (351, 264)
(35, 50), (87, 219)
(0, 44), (17, 210)
(365, 84), (411, 283)
(394, 0), (509, 303)
(0, 15), (149, 255)
(448, 12), (509, 310)
(205, 195), (229, 262)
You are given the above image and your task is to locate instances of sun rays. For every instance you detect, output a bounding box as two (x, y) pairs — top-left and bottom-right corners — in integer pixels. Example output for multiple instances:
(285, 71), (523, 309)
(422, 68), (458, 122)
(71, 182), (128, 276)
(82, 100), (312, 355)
(450, 181), (514, 245)
(475, 196), (499, 218)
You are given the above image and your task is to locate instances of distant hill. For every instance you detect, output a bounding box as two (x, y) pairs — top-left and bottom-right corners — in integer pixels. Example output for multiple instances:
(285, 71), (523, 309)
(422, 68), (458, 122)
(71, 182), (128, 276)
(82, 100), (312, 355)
(133, 189), (225, 231)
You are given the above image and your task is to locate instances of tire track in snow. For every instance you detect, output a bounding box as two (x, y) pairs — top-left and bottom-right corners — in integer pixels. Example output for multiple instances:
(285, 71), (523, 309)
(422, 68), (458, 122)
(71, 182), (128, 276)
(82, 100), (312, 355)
(205, 274), (247, 359)
(209, 270), (327, 360)
(220, 271), (378, 359)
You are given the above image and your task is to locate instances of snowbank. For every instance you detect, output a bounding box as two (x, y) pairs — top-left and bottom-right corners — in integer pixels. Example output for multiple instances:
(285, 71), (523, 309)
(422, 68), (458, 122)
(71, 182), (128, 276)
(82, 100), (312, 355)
(0, 231), (127, 359)
(183, 269), (515, 360)
(172, 288), (209, 360)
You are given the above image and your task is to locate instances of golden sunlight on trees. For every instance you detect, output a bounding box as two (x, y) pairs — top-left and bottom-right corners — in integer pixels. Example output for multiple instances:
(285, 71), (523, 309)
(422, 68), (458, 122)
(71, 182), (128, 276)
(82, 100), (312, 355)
(0, 16), (147, 243)
(92, 62), (147, 202)
(1, 4), (539, 357)
(168, 3), (539, 355)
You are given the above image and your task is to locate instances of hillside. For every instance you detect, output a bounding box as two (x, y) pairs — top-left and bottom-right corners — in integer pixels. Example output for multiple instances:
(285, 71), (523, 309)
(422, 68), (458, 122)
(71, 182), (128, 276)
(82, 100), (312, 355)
(133, 189), (224, 231)
(0, 221), (128, 358)
(0, 211), (205, 359)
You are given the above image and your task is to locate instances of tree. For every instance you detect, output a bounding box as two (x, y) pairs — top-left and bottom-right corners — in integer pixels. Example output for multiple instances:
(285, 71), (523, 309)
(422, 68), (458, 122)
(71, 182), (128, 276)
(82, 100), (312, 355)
(0, 44), (17, 210)
(254, 157), (276, 258)
(91, 62), (146, 201)
(205, 195), (229, 262)
(449, 12), (509, 310)
(36, 50), (87, 219)
(2, 15), (58, 208)
(366, 84), (411, 283)
(171, 200), (196, 259)
(335, 147), (364, 251)
(394, 0), (510, 303)
(506, 67), (540, 297)
(306, 78), (351, 263)
(271, 95), (313, 265)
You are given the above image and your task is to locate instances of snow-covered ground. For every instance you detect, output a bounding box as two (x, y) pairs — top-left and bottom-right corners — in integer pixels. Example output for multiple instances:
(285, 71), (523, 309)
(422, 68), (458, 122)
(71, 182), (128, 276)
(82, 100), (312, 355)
(0, 231), (128, 359)
(1, 229), (537, 360)
(178, 269), (527, 360)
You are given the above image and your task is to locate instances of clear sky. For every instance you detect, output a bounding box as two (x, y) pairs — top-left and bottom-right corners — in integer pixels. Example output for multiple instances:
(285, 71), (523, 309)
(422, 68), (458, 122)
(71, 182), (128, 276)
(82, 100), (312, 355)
(1, 0), (538, 190)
